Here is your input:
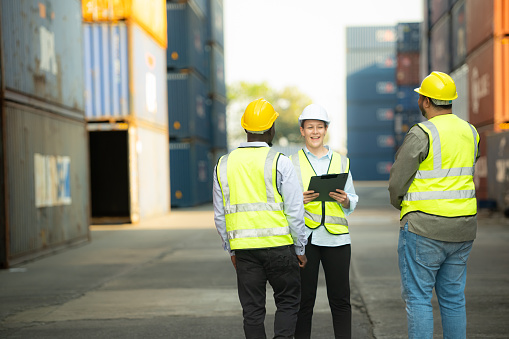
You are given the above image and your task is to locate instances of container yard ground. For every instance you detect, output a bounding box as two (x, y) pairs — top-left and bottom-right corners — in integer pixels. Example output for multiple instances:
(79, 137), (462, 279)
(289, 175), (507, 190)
(1, 183), (508, 338)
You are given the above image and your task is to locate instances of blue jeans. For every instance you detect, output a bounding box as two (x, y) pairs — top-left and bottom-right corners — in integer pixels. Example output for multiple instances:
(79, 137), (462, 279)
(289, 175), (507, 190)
(398, 222), (473, 339)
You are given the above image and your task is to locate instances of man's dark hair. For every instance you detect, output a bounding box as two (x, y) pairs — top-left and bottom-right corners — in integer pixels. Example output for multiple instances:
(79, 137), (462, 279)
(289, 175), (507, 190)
(426, 96), (452, 110)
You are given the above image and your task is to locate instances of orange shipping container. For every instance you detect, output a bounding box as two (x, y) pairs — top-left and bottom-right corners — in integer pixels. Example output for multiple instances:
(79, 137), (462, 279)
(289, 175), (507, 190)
(82, 0), (167, 48)
(467, 36), (509, 129)
(396, 52), (420, 85)
(466, 0), (509, 54)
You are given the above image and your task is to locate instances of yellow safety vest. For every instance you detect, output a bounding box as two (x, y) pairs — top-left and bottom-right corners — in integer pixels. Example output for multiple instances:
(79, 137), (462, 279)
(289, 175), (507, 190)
(216, 147), (293, 250)
(401, 114), (479, 219)
(290, 149), (349, 235)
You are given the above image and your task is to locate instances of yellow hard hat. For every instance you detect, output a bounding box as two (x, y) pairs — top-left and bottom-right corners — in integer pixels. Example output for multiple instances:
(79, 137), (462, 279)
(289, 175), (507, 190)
(241, 98), (279, 132)
(414, 71), (458, 101)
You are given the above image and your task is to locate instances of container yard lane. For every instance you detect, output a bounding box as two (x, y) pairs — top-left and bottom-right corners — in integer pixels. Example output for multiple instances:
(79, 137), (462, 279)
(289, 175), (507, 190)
(0, 182), (508, 338)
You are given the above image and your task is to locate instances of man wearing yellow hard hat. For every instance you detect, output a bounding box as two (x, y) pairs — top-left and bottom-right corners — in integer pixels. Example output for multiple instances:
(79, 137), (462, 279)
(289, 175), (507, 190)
(213, 98), (308, 338)
(389, 72), (480, 339)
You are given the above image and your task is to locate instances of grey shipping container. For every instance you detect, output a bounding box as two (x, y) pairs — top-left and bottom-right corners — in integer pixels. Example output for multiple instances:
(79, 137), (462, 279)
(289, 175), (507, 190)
(430, 14), (452, 73)
(0, 0), (84, 115)
(450, 64), (469, 121)
(167, 2), (207, 79)
(397, 22), (421, 52)
(1, 102), (90, 268)
(346, 50), (396, 76)
(170, 140), (212, 207)
(487, 131), (509, 212)
(451, 0), (467, 70)
(346, 26), (397, 50)
(207, 0), (224, 48)
(167, 71), (210, 141)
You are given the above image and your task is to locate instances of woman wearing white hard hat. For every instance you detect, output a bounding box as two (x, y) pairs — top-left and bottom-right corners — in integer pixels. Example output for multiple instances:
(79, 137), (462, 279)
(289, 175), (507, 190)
(290, 104), (358, 338)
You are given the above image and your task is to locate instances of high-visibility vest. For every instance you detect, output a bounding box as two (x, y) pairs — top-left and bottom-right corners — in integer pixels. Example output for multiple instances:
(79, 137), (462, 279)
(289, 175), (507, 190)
(401, 114), (479, 219)
(216, 147), (293, 250)
(290, 149), (349, 235)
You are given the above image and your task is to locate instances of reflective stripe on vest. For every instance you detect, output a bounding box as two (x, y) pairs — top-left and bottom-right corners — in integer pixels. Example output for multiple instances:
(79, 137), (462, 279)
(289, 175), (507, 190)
(217, 147), (292, 249)
(401, 115), (479, 218)
(291, 149), (349, 234)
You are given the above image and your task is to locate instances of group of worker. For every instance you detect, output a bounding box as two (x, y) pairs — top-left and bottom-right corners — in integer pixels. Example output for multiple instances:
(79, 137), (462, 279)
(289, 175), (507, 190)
(212, 71), (479, 339)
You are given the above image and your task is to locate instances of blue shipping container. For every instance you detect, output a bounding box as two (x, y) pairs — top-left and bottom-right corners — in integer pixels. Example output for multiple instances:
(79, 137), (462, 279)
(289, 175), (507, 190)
(348, 155), (394, 181)
(84, 23), (130, 120)
(168, 71), (210, 141)
(347, 70), (397, 102)
(396, 86), (420, 112)
(1, 0), (84, 113)
(167, 2), (207, 78)
(209, 45), (226, 98)
(451, 0), (466, 70)
(170, 141), (212, 207)
(347, 103), (395, 130)
(207, 0), (224, 48)
(347, 129), (396, 156)
(346, 50), (396, 76)
(210, 98), (227, 148)
(397, 22), (421, 52)
(346, 26), (397, 50)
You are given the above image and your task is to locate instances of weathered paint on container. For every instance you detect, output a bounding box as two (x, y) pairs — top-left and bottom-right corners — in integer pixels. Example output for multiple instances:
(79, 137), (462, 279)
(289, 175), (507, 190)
(396, 52), (420, 85)
(429, 0), (450, 27)
(83, 23), (130, 120)
(396, 86), (420, 112)
(346, 51), (396, 76)
(487, 130), (509, 212)
(1, 102), (90, 267)
(347, 103), (395, 130)
(347, 129), (396, 157)
(82, 0), (167, 48)
(167, 71), (210, 141)
(166, 2), (207, 79)
(347, 70), (397, 103)
(209, 44), (226, 98)
(430, 14), (452, 73)
(348, 155), (394, 181)
(346, 26), (397, 50)
(1, 0), (84, 113)
(210, 97), (227, 149)
(466, 0), (509, 54)
(83, 22), (168, 128)
(450, 64), (469, 121)
(170, 140), (212, 207)
(467, 37), (509, 129)
(397, 22), (421, 52)
(207, 0), (224, 48)
(137, 127), (170, 219)
(451, 0), (467, 70)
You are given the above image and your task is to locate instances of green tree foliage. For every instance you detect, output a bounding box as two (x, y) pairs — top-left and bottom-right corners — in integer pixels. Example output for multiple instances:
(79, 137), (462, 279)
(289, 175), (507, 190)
(227, 81), (313, 146)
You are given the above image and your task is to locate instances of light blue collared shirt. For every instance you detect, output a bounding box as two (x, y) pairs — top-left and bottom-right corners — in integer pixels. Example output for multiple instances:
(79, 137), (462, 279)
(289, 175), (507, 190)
(300, 146), (358, 247)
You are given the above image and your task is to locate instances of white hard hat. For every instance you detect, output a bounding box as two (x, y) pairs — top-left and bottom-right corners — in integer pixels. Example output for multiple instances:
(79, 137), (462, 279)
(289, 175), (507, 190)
(298, 104), (330, 125)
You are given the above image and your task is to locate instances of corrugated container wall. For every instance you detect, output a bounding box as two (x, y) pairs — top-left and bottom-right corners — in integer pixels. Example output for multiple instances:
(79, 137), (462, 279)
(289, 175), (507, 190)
(167, 72), (210, 141)
(451, 0), (467, 70)
(430, 14), (452, 73)
(396, 86), (420, 112)
(81, 0), (167, 48)
(429, 0), (451, 27)
(170, 141), (212, 207)
(450, 64), (470, 121)
(1, 0), (84, 114)
(347, 70), (397, 102)
(349, 155), (394, 181)
(397, 23), (421, 52)
(207, 0), (224, 48)
(396, 53), (420, 85)
(346, 52), (396, 76)
(487, 131), (509, 212)
(347, 130), (396, 156)
(347, 103), (395, 130)
(3, 102), (90, 266)
(210, 97), (227, 149)
(166, 2), (207, 79)
(346, 26), (397, 50)
(209, 45), (227, 99)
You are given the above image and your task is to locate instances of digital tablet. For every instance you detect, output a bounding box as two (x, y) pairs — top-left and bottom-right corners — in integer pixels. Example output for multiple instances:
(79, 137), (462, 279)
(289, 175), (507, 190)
(307, 173), (348, 202)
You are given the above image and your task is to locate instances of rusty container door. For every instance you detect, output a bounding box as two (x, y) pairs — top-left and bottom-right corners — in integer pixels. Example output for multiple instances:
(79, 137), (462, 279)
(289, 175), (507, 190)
(0, 0), (84, 114)
(2, 102), (90, 267)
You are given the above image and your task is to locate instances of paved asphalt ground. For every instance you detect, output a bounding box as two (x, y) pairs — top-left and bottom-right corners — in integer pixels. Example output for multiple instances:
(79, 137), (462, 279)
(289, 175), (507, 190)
(1, 182), (508, 338)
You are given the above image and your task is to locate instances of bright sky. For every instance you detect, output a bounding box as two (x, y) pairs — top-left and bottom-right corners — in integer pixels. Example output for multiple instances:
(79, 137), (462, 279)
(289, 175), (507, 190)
(224, 0), (423, 151)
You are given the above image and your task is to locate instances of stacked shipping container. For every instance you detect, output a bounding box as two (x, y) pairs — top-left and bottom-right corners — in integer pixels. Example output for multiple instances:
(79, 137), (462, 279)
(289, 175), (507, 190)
(0, 0), (90, 267)
(425, 0), (509, 205)
(395, 23), (423, 149)
(167, 0), (226, 207)
(346, 26), (398, 180)
(82, 0), (170, 223)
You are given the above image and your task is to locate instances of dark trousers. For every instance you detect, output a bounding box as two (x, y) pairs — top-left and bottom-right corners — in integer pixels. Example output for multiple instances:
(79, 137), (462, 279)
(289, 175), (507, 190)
(236, 245), (301, 339)
(295, 239), (352, 339)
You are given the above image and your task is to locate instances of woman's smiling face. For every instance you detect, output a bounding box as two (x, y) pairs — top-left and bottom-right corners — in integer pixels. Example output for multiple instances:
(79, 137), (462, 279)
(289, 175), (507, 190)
(300, 119), (328, 149)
